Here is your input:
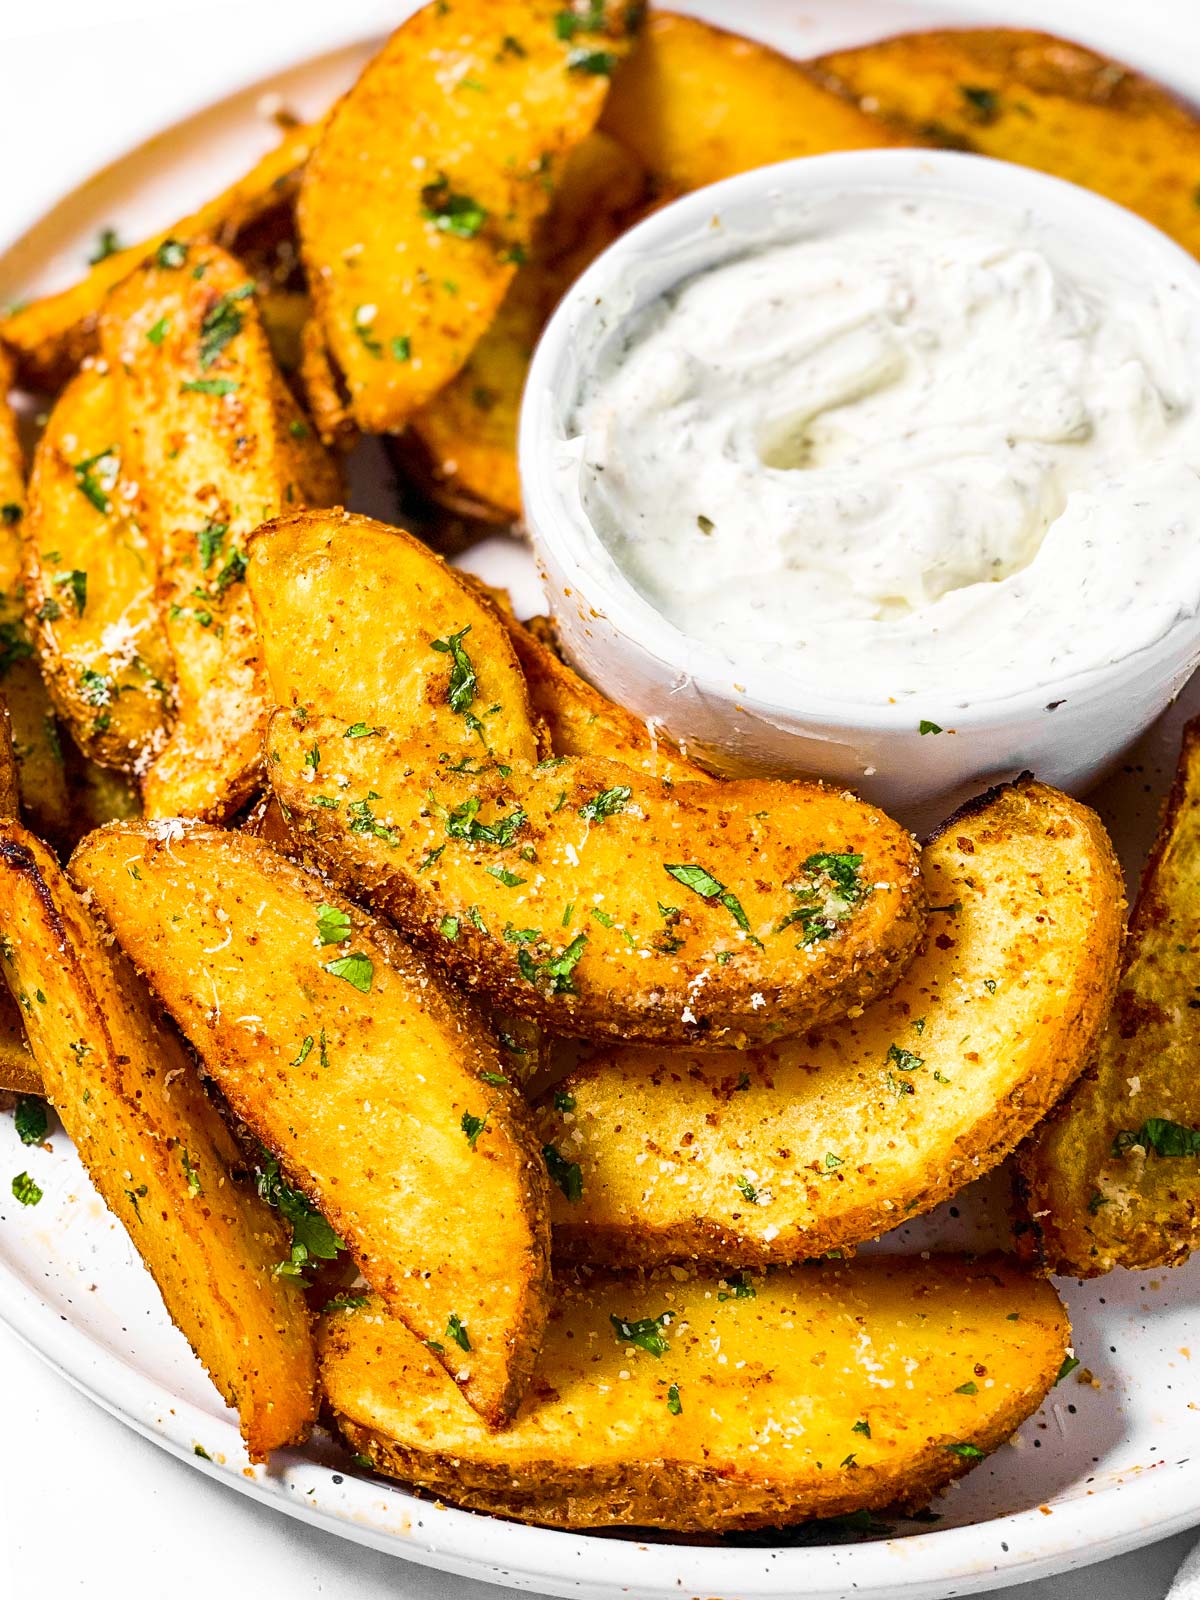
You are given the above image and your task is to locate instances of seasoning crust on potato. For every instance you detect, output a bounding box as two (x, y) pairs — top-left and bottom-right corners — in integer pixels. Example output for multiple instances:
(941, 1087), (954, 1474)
(537, 778), (1123, 1265)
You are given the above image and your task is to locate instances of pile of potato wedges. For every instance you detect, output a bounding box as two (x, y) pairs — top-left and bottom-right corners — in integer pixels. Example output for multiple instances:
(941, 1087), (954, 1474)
(2, 0), (1200, 1539)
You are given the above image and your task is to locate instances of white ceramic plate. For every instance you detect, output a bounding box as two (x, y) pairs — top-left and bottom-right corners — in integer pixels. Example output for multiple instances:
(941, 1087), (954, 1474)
(2, 4), (1199, 1596)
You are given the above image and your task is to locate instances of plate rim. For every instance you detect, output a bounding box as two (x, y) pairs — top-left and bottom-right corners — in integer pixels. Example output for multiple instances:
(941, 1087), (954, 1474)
(2, 7), (1200, 1596)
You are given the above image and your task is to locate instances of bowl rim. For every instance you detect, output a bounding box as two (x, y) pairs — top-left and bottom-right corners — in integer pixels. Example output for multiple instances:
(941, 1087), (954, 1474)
(519, 146), (1200, 734)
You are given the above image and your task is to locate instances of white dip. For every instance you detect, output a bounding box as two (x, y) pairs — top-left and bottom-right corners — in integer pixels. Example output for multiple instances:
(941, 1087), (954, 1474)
(567, 191), (1200, 704)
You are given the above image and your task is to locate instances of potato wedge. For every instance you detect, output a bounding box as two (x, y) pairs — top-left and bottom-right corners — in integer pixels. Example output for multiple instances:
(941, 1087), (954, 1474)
(504, 612), (709, 784)
(0, 352), (70, 843)
(322, 1254), (1067, 1531)
(71, 822), (551, 1425)
(599, 12), (899, 196)
(101, 243), (339, 820)
(24, 366), (174, 770)
(408, 131), (647, 521)
(0, 710), (36, 1092)
(1019, 722), (1200, 1275)
(811, 29), (1200, 258)
(297, 0), (640, 437)
(0, 820), (316, 1456)
(1, 120), (321, 392)
(269, 712), (925, 1047)
(535, 778), (1122, 1265)
(248, 511), (540, 769)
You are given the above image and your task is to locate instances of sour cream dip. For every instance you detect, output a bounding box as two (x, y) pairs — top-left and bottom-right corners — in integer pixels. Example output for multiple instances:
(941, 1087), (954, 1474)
(564, 189), (1200, 705)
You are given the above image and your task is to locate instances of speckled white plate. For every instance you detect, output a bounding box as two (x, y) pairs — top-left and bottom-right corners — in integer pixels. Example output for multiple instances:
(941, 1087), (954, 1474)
(1, 3), (1199, 1596)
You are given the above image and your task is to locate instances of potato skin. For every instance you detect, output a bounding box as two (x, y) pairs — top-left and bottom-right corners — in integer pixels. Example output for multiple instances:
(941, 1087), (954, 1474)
(812, 28), (1200, 257)
(70, 822), (551, 1425)
(536, 778), (1123, 1265)
(270, 714), (926, 1049)
(298, 0), (639, 437)
(1019, 722), (1200, 1275)
(24, 366), (174, 771)
(599, 11), (902, 195)
(0, 821), (316, 1457)
(321, 1255), (1068, 1532)
(101, 244), (339, 820)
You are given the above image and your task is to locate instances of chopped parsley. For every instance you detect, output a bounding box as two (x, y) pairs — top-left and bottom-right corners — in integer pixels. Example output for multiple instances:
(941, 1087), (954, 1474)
(352, 304), (383, 357)
(180, 378), (238, 396)
(955, 1381), (979, 1395)
(147, 315), (171, 346)
(886, 1043), (924, 1074)
(196, 519), (227, 570)
(89, 227), (123, 264)
(518, 931), (587, 995)
(919, 720), (943, 735)
(344, 722), (377, 739)
(734, 1174), (759, 1203)
(778, 850), (865, 945)
(1055, 1355), (1081, 1385)
(315, 904), (351, 946)
(154, 238), (188, 269)
(944, 1442), (986, 1459)
(198, 281), (254, 369)
(486, 864), (524, 887)
(11, 1171), (42, 1207)
(324, 951), (373, 992)
(543, 1142), (583, 1202)
(13, 1097), (47, 1146)
(442, 795), (527, 849)
(664, 862), (753, 937)
(292, 1036), (314, 1067)
(430, 625), (478, 714)
(717, 1271), (756, 1301)
(1113, 1118), (1200, 1158)
(55, 569), (87, 616)
(73, 446), (119, 514)
(347, 796), (400, 846)
(439, 915), (460, 942)
(461, 1111), (487, 1148)
(610, 1310), (673, 1357)
(181, 1149), (202, 1196)
(554, 1090), (576, 1113)
(446, 1312), (471, 1351)
(256, 1152), (341, 1279)
(391, 335), (412, 362)
(0, 504), (20, 526)
(666, 1383), (682, 1415)
(567, 46), (617, 73)
(578, 784), (631, 824)
(852, 1419), (871, 1437)
(959, 83), (1000, 122)
(421, 176), (487, 239)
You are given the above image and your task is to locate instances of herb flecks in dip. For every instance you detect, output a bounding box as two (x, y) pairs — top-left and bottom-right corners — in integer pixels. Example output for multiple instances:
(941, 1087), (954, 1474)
(570, 191), (1200, 703)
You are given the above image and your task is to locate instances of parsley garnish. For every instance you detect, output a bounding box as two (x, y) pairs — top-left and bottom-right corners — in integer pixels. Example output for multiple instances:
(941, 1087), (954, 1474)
(1113, 1118), (1200, 1158)
(421, 177), (487, 239)
(955, 1381), (979, 1395)
(778, 850), (864, 945)
(316, 904), (351, 946)
(147, 315), (170, 346)
(439, 915), (460, 941)
(196, 520), (227, 570)
(554, 1090), (576, 1113)
(461, 1111), (487, 1148)
(664, 862), (753, 936)
(181, 1149), (202, 1196)
(446, 1313), (471, 1351)
(919, 719), (943, 735)
(256, 1152), (341, 1280)
(73, 446), (119, 514)
(567, 47), (617, 73)
(11, 1172), (42, 1207)
(89, 227), (123, 264)
(154, 238), (188, 269)
(55, 569), (87, 616)
(734, 1174), (759, 1203)
(717, 1271), (756, 1301)
(1055, 1355), (1080, 1385)
(578, 784), (631, 824)
(666, 1383), (682, 1415)
(180, 378), (238, 395)
(610, 1310), (673, 1357)
(944, 1442), (985, 1459)
(886, 1043), (924, 1074)
(14, 1097), (47, 1146)
(486, 864), (524, 887)
(198, 281), (254, 369)
(430, 625), (478, 714)
(543, 1143), (583, 1202)
(324, 952), (373, 992)
(518, 931), (587, 995)
(344, 722), (377, 739)
(292, 1036), (314, 1067)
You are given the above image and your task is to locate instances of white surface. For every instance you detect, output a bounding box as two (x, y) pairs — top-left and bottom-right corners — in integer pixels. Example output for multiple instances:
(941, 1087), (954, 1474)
(1, 2), (1199, 1599)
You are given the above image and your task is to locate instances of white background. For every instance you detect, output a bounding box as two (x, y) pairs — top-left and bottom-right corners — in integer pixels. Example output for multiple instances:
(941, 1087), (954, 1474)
(1, 3), (1199, 1597)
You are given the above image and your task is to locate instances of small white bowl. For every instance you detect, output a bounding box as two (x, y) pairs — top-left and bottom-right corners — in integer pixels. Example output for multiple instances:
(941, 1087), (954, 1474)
(519, 149), (1200, 828)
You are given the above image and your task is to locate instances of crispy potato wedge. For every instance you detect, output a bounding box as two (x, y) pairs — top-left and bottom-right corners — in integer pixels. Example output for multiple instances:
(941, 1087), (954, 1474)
(71, 822), (551, 1425)
(504, 612), (709, 784)
(248, 511), (541, 769)
(0, 700), (19, 819)
(1020, 723), (1200, 1275)
(24, 366), (174, 770)
(297, 0), (639, 437)
(535, 778), (1122, 1265)
(0, 352), (70, 843)
(599, 12), (899, 196)
(0, 709), (36, 1092)
(812, 29), (1200, 257)
(1, 120), (321, 392)
(0, 820), (316, 1456)
(101, 243), (339, 820)
(270, 715), (925, 1048)
(408, 131), (647, 521)
(322, 1254), (1067, 1531)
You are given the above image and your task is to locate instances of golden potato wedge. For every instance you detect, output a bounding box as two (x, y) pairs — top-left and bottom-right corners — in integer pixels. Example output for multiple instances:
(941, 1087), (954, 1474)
(0, 352), (70, 843)
(504, 612), (709, 784)
(535, 778), (1122, 1265)
(269, 712), (925, 1048)
(71, 822), (551, 1425)
(248, 511), (541, 769)
(297, 0), (640, 437)
(0, 700), (19, 819)
(408, 130), (647, 521)
(24, 366), (174, 770)
(812, 29), (1200, 257)
(0, 711), (36, 1093)
(101, 243), (339, 820)
(0, 820), (316, 1456)
(322, 1254), (1067, 1531)
(599, 11), (899, 196)
(1019, 722), (1200, 1275)
(1, 119), (321, 392)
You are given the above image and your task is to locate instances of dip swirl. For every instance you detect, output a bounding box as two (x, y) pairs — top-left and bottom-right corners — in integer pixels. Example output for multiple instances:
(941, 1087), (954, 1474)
(569, 192), (1200, 704)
